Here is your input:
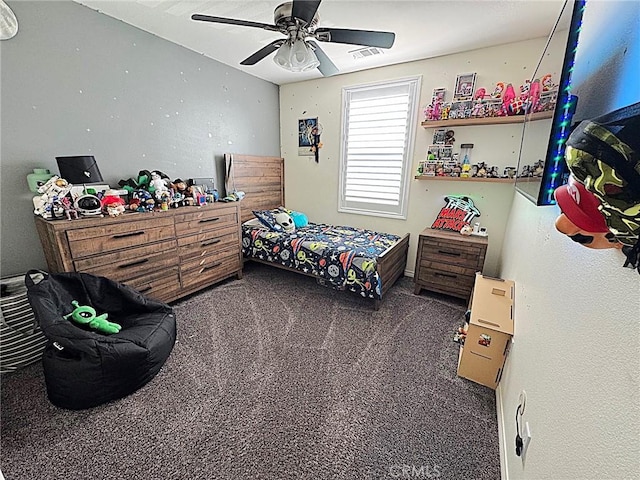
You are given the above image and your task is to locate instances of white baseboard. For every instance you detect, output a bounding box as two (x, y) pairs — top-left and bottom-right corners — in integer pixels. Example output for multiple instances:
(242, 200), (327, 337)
(496, 384), (509, 480)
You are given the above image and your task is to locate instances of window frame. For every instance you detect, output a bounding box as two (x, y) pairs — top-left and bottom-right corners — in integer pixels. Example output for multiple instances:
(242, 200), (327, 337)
(338, 75), (422, 219)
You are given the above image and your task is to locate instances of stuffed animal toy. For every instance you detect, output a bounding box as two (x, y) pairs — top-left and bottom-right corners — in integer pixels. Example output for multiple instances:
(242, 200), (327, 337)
(32, 176), (73, 218)
(275, 211), (295, 233)
(288, 211), (309, 228)
(118, 170), (153, 193)
(64, 300), (122, 335)
(150, 171), (170, 200)
(101, 191), (127, 217)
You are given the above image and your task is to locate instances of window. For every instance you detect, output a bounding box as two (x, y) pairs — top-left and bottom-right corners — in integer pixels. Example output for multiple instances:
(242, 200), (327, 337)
(339, 76), (421, 219)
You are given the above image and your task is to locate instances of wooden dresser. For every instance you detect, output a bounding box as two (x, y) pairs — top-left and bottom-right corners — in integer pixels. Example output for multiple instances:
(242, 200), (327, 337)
(413, 228), (488, 302)
(34, 203), (243, 303)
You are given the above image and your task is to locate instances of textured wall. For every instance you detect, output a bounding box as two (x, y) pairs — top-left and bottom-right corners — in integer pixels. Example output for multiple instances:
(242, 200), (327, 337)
(498, 4), (640, 478)
(0, 1), (279, 276)
(279, 37), (560, 277)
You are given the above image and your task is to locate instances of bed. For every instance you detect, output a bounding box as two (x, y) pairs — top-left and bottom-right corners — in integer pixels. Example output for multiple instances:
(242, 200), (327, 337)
(224, 154), (410, 310)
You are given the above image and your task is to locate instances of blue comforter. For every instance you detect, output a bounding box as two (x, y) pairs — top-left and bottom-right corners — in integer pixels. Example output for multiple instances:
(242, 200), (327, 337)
(241, 223), (400, 300)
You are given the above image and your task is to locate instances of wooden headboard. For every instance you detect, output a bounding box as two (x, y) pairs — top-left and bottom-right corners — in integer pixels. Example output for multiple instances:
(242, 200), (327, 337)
(224, 154), (284, 223)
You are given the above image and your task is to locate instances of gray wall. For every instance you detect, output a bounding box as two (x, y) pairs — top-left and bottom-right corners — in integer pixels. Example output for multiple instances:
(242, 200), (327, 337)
(0, 0), (280, 276)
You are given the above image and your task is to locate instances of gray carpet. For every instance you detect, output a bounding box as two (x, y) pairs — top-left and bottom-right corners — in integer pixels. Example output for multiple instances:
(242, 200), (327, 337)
(1, 262), (500, 480)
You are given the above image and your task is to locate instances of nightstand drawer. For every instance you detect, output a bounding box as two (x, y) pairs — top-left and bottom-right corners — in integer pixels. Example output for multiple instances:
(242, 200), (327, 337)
(420, 239), (483, 269)
(414, 228), (488, 301)
(419, 258), (479, 277)
(417, 268), (475, 293)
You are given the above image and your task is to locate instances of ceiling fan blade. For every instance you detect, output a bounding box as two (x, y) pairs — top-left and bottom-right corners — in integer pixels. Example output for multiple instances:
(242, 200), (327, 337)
(240, 40), (286, 66)
(191, 14), (280, 32)
(308, 41), (338, 77)
(315, 28), (395, 49)
(291, 0), (322, 25)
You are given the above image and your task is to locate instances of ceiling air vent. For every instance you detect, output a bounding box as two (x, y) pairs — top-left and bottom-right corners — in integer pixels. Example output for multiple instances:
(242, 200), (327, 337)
(350, 47), (384, 60)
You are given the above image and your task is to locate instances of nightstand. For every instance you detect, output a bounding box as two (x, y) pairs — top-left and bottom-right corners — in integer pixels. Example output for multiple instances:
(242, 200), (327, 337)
(413, 228), (488, 302)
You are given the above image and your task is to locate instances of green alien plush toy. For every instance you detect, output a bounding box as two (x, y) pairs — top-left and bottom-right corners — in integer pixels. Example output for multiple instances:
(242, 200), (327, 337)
(63, 300), (122, 335)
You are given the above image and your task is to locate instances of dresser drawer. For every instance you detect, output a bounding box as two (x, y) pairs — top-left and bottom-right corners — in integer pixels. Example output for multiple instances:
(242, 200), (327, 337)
(74, 239), (179, 282)
(420, 239), (483, 269)
(67, 217), (175, 259)
(417, 267), (476, 294)
(174, 206), (238, 237)
(123, 267), (180, 303)
(419, 258), (479, 277)
(177, 225), (240, 260)
(180, 246), (240, 290)
(414, 228), (487, 301)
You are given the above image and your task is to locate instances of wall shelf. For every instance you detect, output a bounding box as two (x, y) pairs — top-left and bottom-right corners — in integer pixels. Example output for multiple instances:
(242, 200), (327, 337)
(414, 175), (515, 183)
(421, 111), (553, 128)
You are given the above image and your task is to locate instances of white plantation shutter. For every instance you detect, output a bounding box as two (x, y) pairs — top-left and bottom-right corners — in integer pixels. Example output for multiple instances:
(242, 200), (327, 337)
(339, 77), (421, 218)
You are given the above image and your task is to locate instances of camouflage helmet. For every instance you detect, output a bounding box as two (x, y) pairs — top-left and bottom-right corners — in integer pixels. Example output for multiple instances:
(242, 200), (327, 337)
(564, 101), (640, 271)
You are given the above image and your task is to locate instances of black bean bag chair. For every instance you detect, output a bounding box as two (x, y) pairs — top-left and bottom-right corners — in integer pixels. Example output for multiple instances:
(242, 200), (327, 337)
(25, 270), (176, 410)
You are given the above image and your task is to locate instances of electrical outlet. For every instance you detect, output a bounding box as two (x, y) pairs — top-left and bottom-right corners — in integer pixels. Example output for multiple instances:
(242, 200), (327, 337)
(521, 421), (532, 466)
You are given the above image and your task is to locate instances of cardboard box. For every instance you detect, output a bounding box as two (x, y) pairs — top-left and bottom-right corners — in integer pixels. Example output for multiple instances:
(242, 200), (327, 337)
(457, 273), (515, 389)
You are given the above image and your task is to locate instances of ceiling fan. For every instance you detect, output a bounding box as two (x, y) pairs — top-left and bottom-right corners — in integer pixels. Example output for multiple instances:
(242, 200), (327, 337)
(191, 0), (395, 76)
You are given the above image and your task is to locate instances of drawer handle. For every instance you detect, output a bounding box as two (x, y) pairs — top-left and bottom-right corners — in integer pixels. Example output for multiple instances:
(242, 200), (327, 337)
(112, 230), (145, 239)
(199, 217), (220, 224)
(435, 272), (457, 279)
(201, 238), (221, 247)
(117, 258), (149, 269)
(138, 285), (153, 293)
(199, 261), (222, 274)
(469, 350), (493, 360)
(477, 318), (501, 328)
(438, 250), (461, 257)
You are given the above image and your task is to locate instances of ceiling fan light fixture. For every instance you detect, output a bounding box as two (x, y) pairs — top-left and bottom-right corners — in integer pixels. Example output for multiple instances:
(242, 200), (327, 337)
(273, 41), (293, 69)
(274, 39), (319, 72)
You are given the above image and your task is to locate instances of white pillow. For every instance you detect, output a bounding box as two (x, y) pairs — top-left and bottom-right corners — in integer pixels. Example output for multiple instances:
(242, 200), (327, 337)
(242, 218), (265, 227)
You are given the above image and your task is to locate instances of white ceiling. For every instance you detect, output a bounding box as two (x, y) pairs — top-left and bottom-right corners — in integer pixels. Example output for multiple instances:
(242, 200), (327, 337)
(74, 0), (567, 85)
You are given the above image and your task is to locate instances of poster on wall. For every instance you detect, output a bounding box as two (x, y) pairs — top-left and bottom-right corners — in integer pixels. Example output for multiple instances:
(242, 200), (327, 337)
(298, 118), (318, 156)
(431, 195), (481, 232)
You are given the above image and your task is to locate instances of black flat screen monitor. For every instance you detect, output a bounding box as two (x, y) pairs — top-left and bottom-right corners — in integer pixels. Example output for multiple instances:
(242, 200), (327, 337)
(56, 155), (104, 184)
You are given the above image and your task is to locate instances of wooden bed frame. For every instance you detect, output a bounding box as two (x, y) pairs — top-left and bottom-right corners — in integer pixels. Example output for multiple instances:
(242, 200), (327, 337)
(224, 153), (410, 310)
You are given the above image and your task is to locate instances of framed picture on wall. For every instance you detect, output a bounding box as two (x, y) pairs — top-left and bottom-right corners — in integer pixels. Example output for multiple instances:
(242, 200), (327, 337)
(298, 117), (318, 156)
(453, 73), (477, 100)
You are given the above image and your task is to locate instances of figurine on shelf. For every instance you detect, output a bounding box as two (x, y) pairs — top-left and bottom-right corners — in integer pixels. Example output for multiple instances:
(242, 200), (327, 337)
(503, 166), (517, 179)
(423, 104), (433, 121)
(473, 87), (487, 101)
(541, 73), (556, 92)
(487, 166), (501, 178)
(474, 162), (488, 178)
(519, 165), (533, 177)
(526, 78), (542, 114)
(431, 101), (441, 121)
(491, 82), (505, 99)
(471, 100), (485, 117)
(440, 103), (451, 120)
(444, 130), (455, 145)
(499, 83), (517, 116)
(532, 159), (545, 177)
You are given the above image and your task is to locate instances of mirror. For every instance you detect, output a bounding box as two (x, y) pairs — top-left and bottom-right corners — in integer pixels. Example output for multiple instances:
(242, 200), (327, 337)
(515, 0), (584, 205)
